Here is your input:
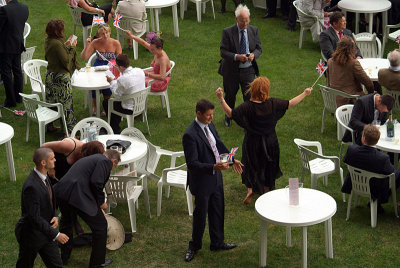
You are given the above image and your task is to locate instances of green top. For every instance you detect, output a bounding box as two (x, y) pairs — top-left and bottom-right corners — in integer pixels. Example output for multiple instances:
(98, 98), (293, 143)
(45, 37), (80, 74)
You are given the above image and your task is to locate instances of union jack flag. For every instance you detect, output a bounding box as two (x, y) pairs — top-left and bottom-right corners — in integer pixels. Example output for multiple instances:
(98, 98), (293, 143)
(92, 15), (105, 25)
(113, 13), (122, 28)
(13, 110), (25, 116)
(227, 147), (238, 163)
(396, 35), (400, 45)
(316, 59), (327, 75)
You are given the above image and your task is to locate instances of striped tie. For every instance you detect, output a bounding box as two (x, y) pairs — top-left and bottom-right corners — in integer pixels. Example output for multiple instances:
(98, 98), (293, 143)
(204, 126), (220, 163)
(240, 29), (247, 54)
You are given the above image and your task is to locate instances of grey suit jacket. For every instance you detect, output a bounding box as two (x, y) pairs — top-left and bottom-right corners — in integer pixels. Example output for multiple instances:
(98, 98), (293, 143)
(319, 27), (362, 60)
(219, 24), (262, 77)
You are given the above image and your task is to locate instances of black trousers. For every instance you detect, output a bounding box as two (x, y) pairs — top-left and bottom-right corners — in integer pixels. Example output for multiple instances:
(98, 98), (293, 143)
(189, 175), (225, 251)
(223, 66), (254, 110)
(16, 240), (63, 268)
(59, 201), (107, 267)
(220, 0), (239, 10)
(265, 0), (290, 17)
(105, 101), (133, 134)
(287, 0), (297, 29)
(0, 53), (23, 107)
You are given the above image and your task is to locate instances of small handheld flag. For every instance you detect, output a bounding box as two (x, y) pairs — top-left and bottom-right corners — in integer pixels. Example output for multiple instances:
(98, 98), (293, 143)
(92, 16), (105, 26)
(228, 147), (238, 163)
(13, 110), (26, 116)
(316, 59), (327, 76)
(396, 35), (400, 45)
(113, 13), (122, 28)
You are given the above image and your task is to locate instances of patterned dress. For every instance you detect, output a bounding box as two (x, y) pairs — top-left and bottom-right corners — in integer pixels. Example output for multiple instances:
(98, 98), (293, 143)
(145, 61), (171, 92)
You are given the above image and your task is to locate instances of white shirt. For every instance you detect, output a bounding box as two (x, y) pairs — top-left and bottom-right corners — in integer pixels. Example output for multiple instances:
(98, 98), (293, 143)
(109, 66), (145, 110)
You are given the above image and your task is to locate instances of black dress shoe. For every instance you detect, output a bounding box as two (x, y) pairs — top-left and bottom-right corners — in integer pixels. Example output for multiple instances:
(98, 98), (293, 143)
(285, 24), (295, 32)
(100, 259), (113, 267)
(219, 8), (226, 13)
(210, 243), (237, 251)
(224, 116), (232, 127)
(262, 13), (276, 19)
(185, 249), (197, 262)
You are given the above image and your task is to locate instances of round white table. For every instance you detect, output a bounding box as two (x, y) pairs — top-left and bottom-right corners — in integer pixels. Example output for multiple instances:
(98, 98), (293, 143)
(0, 122), (16, 182)
(145, 0), (180, 37)
(95, 134), (147, 171)
(71, 68), (110, 117)
(357, 58), (390, 81)
(376, 124), (400, 168)
(338, 0), (391, 34)
(255, 188), (337, 268)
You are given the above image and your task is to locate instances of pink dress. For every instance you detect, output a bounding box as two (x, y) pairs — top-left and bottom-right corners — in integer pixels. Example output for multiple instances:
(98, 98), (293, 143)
(145, 62), (171, 92)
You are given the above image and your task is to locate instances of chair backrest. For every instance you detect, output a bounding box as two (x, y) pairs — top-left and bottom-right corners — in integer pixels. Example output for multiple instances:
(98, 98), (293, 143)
(293, 0), (318, 24)
(21, 47), (36, 67)
(117, 15), (147, 39)
(88, 53), (97, 66)
(335, 104), (354, 141)
(385, 88), (400, 113)
(131, 89), (149, 117)
(352, 32), (382, 58)
(319, 85), (360, 113)
(165, 60), (175, 78)
(68, 6), (99, 27)
(19, 93), (41, 121)
(71, 117), (114, 139)
(121, 127), (149, 172)
(294, 138), (323, 171)
(23, 59), (48, 100)
(106, 175), (139, 203)
(23, 22), (31, 45)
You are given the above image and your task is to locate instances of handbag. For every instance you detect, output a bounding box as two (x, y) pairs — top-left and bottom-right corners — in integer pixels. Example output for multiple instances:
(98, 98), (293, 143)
(106, 139), (131, 154)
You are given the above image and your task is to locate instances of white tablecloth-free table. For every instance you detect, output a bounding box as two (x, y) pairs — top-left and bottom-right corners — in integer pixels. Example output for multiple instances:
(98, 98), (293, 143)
(0, 122), (16, 182)
(145, 0), (180, 37)
(338, 0), (391, 34)
(255, 188), (337, 268)
(377, 124), (400, 169)
(71, 68), (110, 117)
(357, 58), (390, 81)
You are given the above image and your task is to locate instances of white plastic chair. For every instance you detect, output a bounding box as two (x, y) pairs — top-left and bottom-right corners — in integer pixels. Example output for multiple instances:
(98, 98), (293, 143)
(23, 22), (31, 46)
(346, 164), (398, 228)
(385, 89), (400, 113)
(105, 174), (151, 233)
(23, 59), (47, 101)
(319, 85), (360, 133)
(144, 60), (175, 118)
(71, 117), (114, 140)
(19, 93), (68, 146)
(68, 5), (102, 47)
(294, 138), (345, 202)
(293, 0), (318, 49)
(116, 16), (148, 60)
(382, 23), (400, 58)
(180, 0), (215, 23)
(335, 105), (355, 162)
(21, 46), (36, 85)
(108, 88), (151, 135)
(352, 32), (382, 58)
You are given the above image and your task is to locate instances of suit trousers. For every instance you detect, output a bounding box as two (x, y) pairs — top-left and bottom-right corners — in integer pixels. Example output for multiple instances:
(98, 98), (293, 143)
(223, 66), (254, 109)
(16, 240), (63, 268)
(189, 177), (225, 251)
(0, 52), (23, 107)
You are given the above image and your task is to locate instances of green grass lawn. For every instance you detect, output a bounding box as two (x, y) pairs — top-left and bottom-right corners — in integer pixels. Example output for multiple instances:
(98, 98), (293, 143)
(1, 0), (400, 267)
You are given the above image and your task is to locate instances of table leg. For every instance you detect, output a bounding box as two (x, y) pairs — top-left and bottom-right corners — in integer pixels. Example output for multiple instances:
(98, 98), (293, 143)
(172, 4), (179, 37)
(286, 226), (292, 247)
(355, 12), (359, 34)
(150, 8), (155, 32)
(155, 9), (160, 33)
(382, 11), (388, 43)
(180, 0), (185, 19)
(5, 141), (16, 182)
(95, 90), (100, 117)
(368, 13), (373, 33)
(302, 227), (307, 268)
(259, 220), (267, 267)
(196, 0), (201, 22)
(326, 218), (333, 258)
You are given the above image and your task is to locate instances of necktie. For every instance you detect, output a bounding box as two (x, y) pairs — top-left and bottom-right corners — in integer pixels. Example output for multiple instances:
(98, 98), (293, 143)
(339, 31), (343, 40)
(240, 29), (247, 54)
(204, 126), (220, 163)
(45, 178), (53, 208)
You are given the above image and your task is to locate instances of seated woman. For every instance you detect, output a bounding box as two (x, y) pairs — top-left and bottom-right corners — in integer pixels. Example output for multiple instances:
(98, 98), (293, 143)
(66, 0), (114, 25)
(81, 24), (122, 116)
(298, 0), (331, 42)
(125, 30), (172, 92)
(327, 36), (374, 107)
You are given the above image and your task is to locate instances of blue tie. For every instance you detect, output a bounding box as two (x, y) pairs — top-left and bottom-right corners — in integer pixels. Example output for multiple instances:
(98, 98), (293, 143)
(240, 29), (247, 54)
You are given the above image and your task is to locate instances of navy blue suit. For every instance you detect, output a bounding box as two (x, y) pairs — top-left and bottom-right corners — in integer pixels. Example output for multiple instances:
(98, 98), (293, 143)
(183, 121), (229, 250)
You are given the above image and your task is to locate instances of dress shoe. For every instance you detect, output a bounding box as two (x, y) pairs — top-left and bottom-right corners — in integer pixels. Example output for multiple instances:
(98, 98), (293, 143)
(285, 24), (295, 32)
(185, 249), (197, 262)
(262, 13), (276, 19)
(210, 243), (237, 251)
(219, 8), (226, 13)
(90, 259), (113, 267)
(224, 116), (232, 127)
(1, 102), (15, 108)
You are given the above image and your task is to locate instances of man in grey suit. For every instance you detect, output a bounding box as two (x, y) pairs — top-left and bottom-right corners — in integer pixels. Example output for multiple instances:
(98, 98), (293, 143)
(319, 11), (361, 60)
(378, 49), (400, 91)
(219, 4), (262, 127)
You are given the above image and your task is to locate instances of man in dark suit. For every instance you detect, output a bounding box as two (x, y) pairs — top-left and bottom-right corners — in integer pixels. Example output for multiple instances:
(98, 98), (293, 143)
(54, 150), (120, 267)
(182, 99), (243, 262)
(342, 94), (394, 145)
(0, 0), (29, 107)
(378, 49), (400, 91)
(342, 124), (400, 212)
(15, 148), (69, 268)
(219, 4), (262, 127)
(319, 11), (361, 60)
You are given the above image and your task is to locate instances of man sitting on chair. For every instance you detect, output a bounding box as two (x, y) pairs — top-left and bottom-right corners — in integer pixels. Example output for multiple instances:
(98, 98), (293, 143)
(341, 124), (400, 213)
(378, 49), (400, 91)
(106, 53), (145, 134)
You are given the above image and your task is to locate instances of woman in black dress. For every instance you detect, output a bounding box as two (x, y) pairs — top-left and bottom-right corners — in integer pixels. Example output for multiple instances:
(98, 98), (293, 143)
(216, 77), (312, 204)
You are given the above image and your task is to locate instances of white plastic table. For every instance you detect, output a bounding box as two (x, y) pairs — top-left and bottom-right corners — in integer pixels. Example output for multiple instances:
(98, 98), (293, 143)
(95, 134), (147, 171)
(0, 122), (16, 182)
(255, 188), (337, 268)
(376, 124), (400, 168)
(357, 58), (390, 81)
(338, 0), (391, 34)
(71, 68), (110, 117)
(145, 0), (180, 37)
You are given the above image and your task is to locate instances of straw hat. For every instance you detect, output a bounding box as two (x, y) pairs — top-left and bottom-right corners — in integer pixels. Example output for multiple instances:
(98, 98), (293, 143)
(105, 214), (125, 250)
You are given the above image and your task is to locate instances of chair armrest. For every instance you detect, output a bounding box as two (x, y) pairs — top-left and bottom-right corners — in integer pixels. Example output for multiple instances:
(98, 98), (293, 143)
(296, 140), (323, 154)
(157, 149), (184, 168)
(121, 16), (148, 24)
(143, 67), (153, 72)
(162, 163), (187, 179)
(386, 23), (400, 30)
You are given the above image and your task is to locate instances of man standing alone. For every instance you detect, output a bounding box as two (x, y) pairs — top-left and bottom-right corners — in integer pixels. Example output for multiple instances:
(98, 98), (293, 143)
(219, 4), (262, 127)
(0, 0), (29, 107)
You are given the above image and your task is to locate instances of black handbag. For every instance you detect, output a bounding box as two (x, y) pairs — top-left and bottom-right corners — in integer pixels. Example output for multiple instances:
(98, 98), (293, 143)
(106, 139), (131, 154)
